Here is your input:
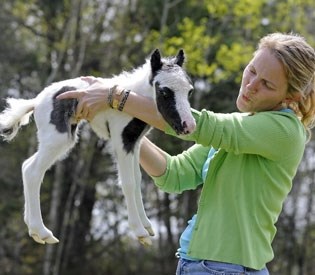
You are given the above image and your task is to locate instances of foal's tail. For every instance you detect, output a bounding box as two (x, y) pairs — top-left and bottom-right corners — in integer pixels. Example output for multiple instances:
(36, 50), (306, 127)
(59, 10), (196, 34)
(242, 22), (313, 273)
(0, 97), (36, 141)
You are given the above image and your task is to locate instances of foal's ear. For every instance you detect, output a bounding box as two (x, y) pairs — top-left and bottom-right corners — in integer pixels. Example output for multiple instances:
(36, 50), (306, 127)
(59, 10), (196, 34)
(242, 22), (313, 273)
(175, 49), (185, 67)
(150, 49), (163, 72)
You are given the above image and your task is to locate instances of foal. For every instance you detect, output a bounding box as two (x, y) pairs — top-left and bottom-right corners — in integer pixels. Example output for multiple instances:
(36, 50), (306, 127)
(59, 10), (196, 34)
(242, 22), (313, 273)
(0, 49), (196, 246)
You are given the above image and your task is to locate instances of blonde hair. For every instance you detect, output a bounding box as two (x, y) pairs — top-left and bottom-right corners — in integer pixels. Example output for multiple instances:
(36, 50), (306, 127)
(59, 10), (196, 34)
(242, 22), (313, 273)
(257, 33), (315, 134)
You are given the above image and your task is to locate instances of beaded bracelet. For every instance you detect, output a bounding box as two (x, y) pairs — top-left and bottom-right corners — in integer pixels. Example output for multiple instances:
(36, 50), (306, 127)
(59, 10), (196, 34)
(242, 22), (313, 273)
(108, 86), (131, 111)
(118, 89), (130, 111)
(107, 85), (117, 108)
(112, 88), (124, 110)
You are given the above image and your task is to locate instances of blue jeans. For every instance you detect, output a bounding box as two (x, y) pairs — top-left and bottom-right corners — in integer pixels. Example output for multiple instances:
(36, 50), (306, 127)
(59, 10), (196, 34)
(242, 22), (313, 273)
(176, 258), (269, 275)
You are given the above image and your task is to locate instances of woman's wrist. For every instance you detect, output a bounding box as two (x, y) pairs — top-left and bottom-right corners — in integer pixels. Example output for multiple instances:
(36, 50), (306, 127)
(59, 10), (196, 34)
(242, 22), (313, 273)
(108, 85), (131, 111)
(107, 85), (166, 131)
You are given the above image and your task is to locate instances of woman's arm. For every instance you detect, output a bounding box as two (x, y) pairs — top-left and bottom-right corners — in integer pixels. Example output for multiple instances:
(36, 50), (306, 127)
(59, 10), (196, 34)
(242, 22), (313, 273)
(139, 137), (168, 177)
(57, 78), (167, 131)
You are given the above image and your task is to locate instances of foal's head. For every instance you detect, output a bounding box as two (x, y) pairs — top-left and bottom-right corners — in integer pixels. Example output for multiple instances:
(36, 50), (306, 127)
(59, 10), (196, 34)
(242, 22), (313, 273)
(150, 49), (196, 135)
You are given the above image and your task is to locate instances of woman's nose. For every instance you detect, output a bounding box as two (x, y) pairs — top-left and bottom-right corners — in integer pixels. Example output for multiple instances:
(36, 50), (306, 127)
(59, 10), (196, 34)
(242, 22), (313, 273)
(246, 77), (259, 93)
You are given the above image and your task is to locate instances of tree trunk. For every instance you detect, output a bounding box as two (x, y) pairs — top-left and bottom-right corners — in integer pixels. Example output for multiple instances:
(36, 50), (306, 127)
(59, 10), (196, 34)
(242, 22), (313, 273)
(43, 162), (64, 275)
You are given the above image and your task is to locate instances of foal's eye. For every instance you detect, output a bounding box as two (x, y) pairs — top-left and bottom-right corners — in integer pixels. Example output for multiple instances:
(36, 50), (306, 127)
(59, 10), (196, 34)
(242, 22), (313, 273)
(160, 87), (171, 98)
(161, 89), (168, 97)
(188, 89), (194, 97)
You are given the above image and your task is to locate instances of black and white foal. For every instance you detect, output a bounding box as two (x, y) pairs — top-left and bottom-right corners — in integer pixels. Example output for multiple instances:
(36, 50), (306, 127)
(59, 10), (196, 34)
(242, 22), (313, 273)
(0, 49), (195, 246)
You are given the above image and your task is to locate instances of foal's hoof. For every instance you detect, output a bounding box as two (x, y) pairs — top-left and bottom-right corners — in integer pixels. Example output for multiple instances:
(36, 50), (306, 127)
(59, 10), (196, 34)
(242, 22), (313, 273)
(30, 233), (59, 245)
(145, 226), (155, 237)
(138, 236), (152, 247)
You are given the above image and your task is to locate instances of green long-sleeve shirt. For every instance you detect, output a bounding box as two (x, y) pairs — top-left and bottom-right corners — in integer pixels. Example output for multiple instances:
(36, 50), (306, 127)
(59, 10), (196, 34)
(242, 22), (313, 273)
(152, 109), (306, 270)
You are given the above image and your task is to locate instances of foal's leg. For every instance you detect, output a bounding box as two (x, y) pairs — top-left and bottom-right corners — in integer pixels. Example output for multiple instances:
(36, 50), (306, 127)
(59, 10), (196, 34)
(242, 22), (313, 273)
(115, 146), (152, 246)
(133, 145), (154, 237)
(23, 136), (75, 244)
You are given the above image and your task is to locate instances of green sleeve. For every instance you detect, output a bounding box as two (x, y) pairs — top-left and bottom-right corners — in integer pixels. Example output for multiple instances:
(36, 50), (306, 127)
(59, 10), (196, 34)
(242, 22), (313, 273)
(151, 144), (210, 194)
(166, 108), (306, 161)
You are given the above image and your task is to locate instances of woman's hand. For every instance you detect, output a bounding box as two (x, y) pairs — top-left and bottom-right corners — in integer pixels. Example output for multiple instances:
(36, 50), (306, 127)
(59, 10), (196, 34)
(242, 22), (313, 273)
(57, 76), (110, 121)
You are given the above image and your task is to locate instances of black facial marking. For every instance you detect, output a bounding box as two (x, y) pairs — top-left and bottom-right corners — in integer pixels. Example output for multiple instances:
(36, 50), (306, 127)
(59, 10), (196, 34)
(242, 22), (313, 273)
(122, 118), (149, 154)
(156, 87), (184, 135)
(50, 86), (78, 136)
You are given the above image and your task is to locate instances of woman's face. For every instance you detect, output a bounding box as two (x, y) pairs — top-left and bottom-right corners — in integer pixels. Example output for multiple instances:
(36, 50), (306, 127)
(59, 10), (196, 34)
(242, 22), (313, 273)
(237, 48), (289, 113)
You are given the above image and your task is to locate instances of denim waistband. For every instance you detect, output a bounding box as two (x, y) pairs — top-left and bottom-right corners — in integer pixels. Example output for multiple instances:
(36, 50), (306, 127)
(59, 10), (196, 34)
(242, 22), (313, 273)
(203, 260), (258, 272)
(179, 257), (260, 272)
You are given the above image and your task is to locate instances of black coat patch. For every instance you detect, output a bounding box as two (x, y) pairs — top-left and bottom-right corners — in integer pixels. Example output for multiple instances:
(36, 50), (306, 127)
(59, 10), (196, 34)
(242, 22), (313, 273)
(122, 118), (149, 154)
(50, 86), (78, 136)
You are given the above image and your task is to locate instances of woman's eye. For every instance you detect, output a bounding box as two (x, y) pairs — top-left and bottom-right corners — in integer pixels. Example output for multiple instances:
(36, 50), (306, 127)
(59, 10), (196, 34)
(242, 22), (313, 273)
(264, 82), (274, 90)
(247, 65), (256, 75)
(262, 80), (268, 87)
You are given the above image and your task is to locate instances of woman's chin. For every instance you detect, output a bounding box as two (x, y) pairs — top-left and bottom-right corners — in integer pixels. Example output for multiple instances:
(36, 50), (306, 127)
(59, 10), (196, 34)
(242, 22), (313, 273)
(236, 101), (249, 112)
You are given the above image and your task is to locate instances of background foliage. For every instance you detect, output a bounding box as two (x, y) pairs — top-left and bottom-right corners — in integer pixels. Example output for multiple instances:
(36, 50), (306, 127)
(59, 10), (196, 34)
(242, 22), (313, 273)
(0, 0), (315, 274)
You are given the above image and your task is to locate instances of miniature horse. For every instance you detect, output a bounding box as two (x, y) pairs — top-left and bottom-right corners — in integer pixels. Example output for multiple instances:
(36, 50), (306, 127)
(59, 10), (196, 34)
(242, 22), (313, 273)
(0, 49), (196, 246)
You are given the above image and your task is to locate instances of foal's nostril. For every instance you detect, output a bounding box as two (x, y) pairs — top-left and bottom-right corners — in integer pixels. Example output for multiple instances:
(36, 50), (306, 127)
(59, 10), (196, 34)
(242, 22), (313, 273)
(182, 119), (196, 134)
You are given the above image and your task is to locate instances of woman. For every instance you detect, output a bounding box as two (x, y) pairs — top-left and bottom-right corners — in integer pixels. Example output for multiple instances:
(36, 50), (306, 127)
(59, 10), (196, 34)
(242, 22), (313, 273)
(58, 33), (315, 274)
